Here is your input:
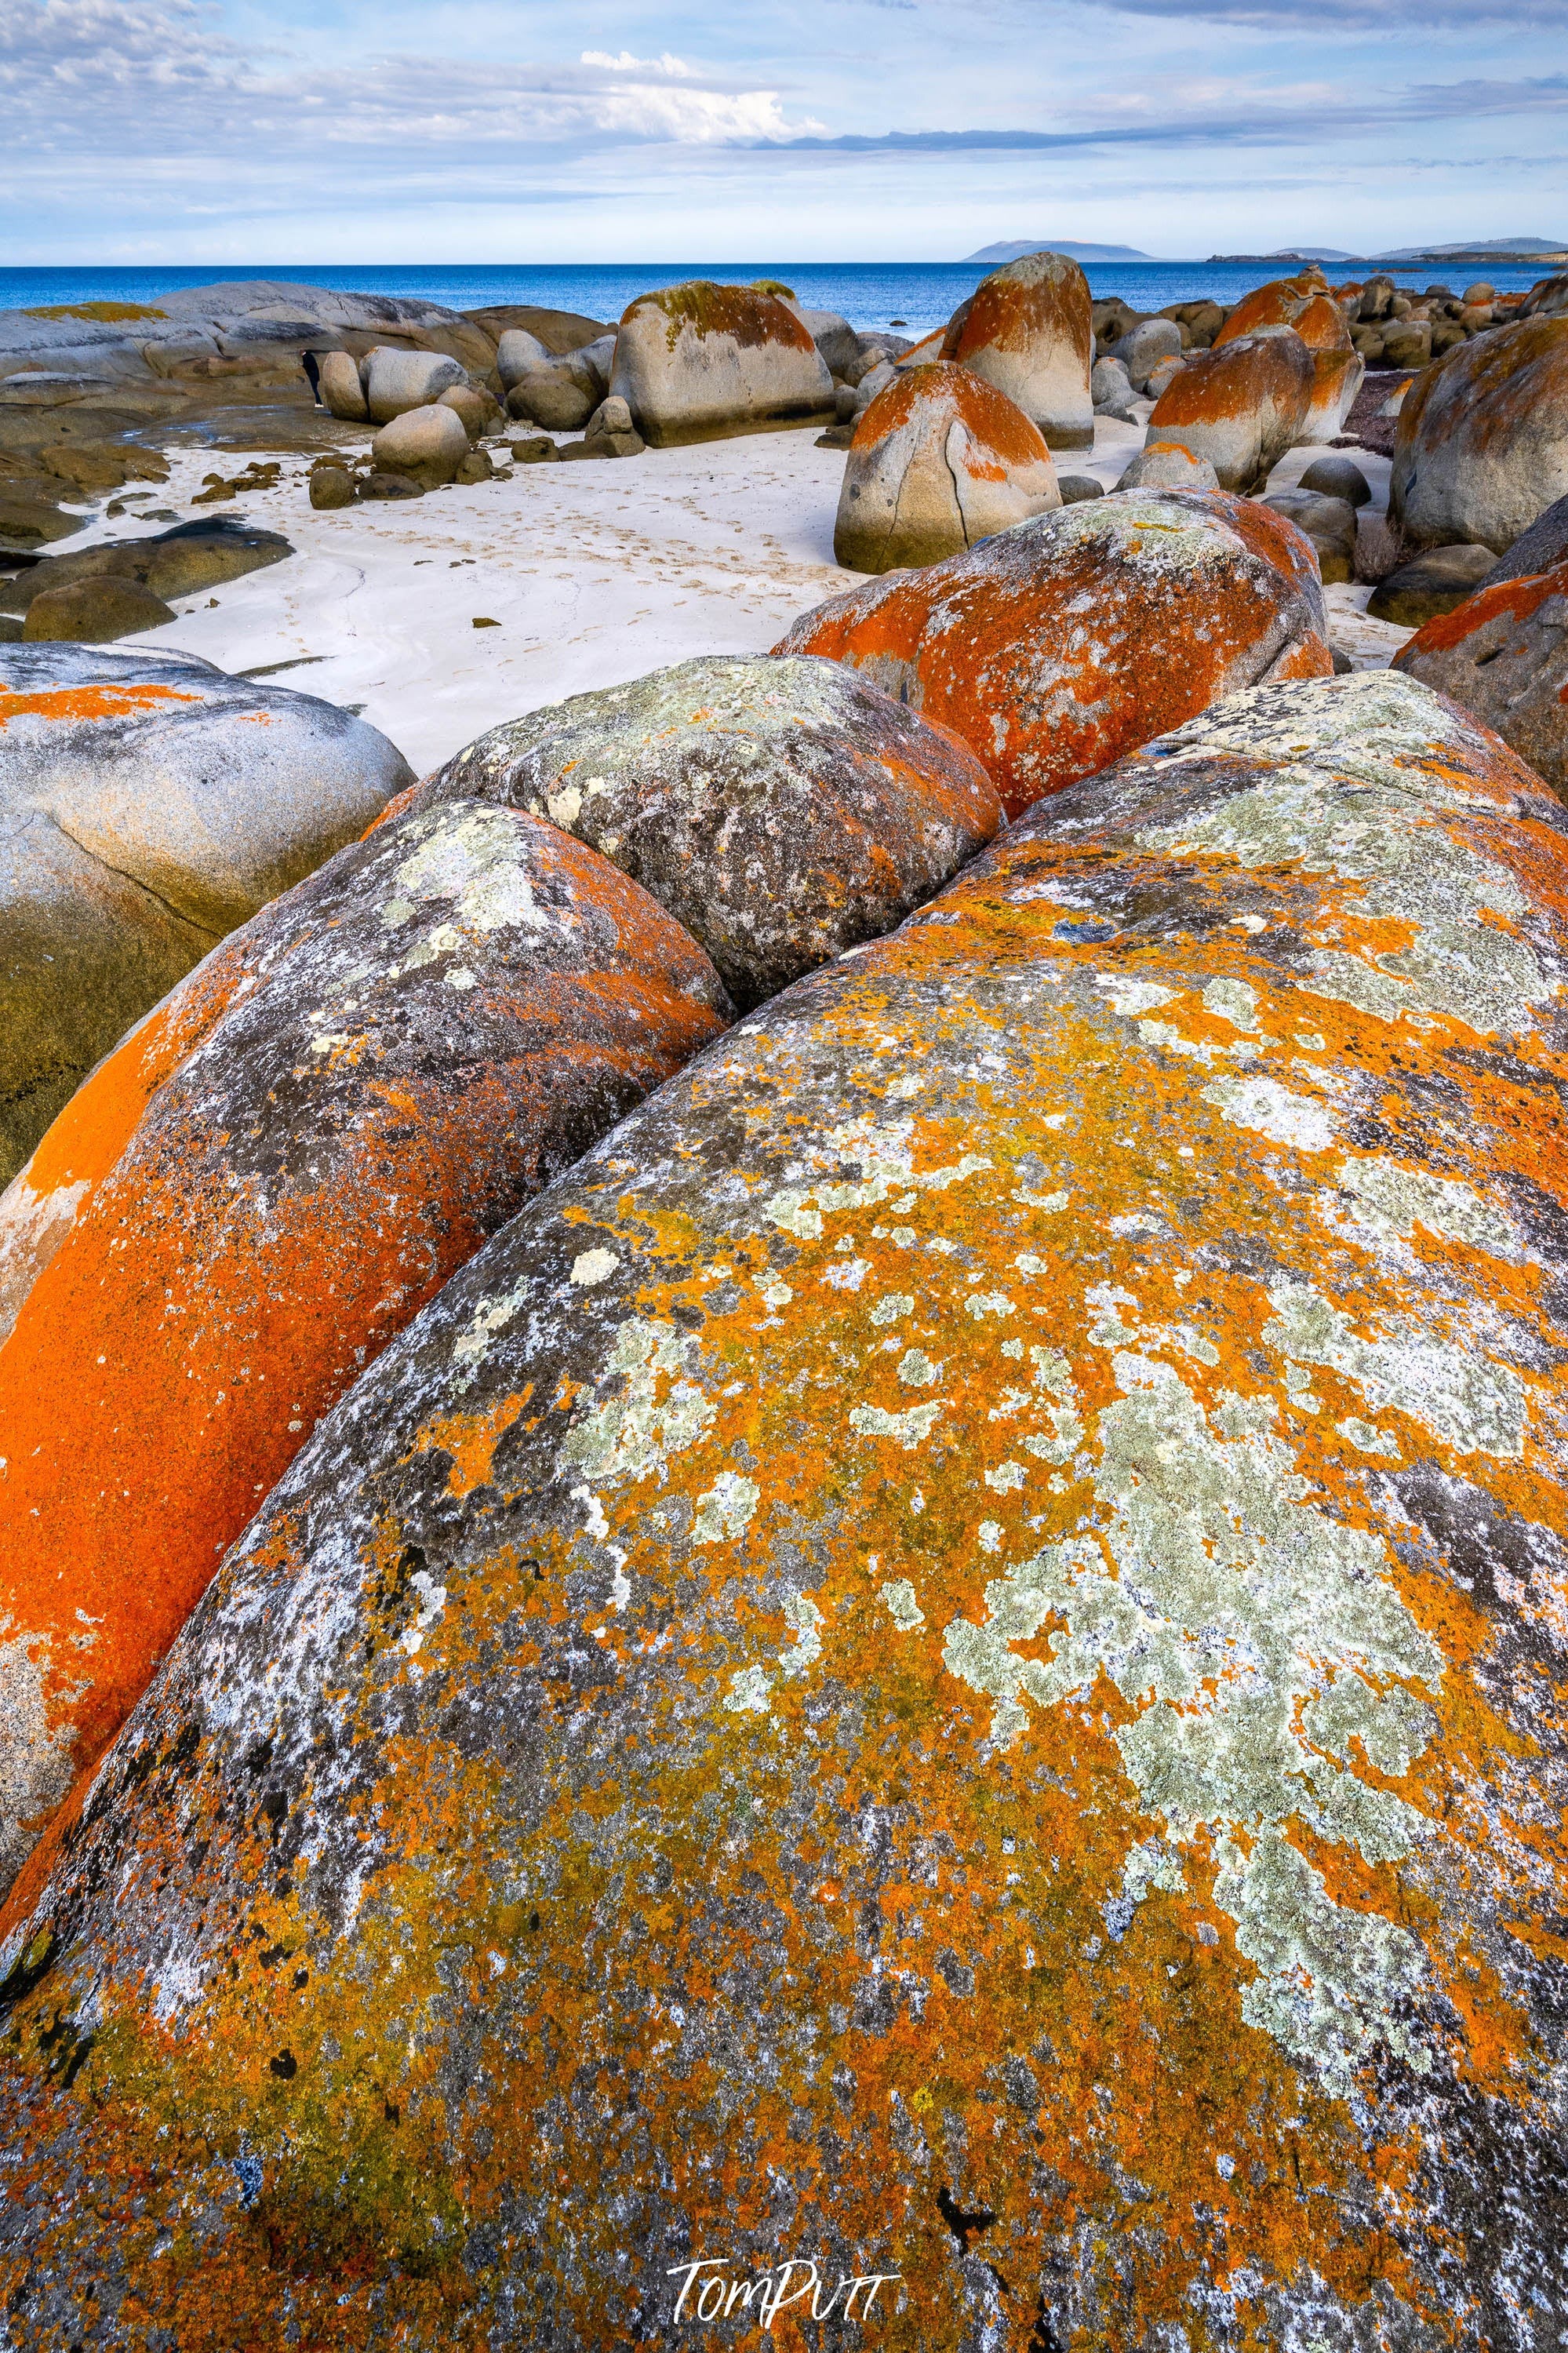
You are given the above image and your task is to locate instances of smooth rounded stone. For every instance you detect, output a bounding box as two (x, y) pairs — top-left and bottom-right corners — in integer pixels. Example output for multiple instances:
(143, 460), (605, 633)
(1115, 439), (1220, 491)
(509, 434), (560, 465)
(316, 350), (369, 421)
(1144, 353), (1185, 402)
(1108, 314), (1183, 391)
(1381, 322), (1432, 373)
(437, 382), (501, 438)
(835, 362), (1060, 574)
(609, 283), (833, 449)
(355, 469), (422, 500)
(504, 353), (600, 432)
(1477, 488), (1568, 588)
(362, 346), (467, 424)
(1367, 541), (1498, 625)
(495, 326), (551, 388)
(369, 403), (469, 489)
(412, 654), (1001, 1010)
(1359, 273), (1397, 319)
(0, 799), (730, 1906)
(795, 305), (860, 381)
(584, 394), (635, 439)
(0, 495), (77, 550)
(1298, 453), (1371, 506)
(21, 578), (175, 643)
(577, 333), (617, 397)
(1391, 320), (1568, 553)
(1261, 489), (1359, 583)
(850, 359), (895, 415)
(1392, 559), (1568, 787)
(2, 518), (293, 621)
(307, 465), (355, 509)
(5, 676), (1565, 2351)
(1144, 329), (1315, 493)
(1090, 354), (1134, 410)
(941, 250), (1093, 448)
(777, 487), (1330, 816)
(453, 447), (495, 485)
(1057, 472), (1104, 503)
(0, 643), (413, 1182)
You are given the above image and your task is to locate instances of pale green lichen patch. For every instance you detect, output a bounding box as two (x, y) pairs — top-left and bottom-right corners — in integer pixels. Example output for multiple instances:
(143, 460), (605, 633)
(1202, 977), (1261, 1030)
(1202, 1076), (1336, 1153)
(1327, 1155), (1519, 1261)
(562, 1317), (718, 1484)
(849, 1401), (944, 1446)
(690, 1471), (761, 1544)
(765, 1116), (991, 1239)
(880, 1578), (925, 1630)
(1265, 1279), (1527, 1459)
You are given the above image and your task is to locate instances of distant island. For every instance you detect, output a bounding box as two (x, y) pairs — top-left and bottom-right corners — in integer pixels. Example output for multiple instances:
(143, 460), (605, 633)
(1212, 237), (1567, 268)
(963, 239), (1155, 264)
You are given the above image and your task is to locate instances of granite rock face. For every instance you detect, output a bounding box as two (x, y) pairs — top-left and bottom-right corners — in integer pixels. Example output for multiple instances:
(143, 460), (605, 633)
(412, 654), (1002, 1008)
(1391, 320), (1568, 553)
(940, 250), (1094, 449)
(1144, 330), (1315, 493)
(777, 487), (1331, 815)
(0, 796), (729, 1904)
(1393, 559), (1568, 788)
(0, 645), (412, 1180)
(834, 362), (1060, 573)
(609, 282), (835, 447)
(3, 672), (1565, 2353)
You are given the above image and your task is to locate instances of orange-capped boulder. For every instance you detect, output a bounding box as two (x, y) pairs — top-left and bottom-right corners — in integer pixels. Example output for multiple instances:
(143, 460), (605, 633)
(608, 281), (834, 446)
(835, 361), (1060, 573)
(4, 673), (1565, 2351)
(777, 486), (1331, 814)
(1392, 559), (1568, 788)
(1212, 276), (1308, 344)
(1144, 329), (1315, 490)
(940, 249), (1093, 449)
(0, 797), (729, 1901)
(1390, 318), (1568, 552)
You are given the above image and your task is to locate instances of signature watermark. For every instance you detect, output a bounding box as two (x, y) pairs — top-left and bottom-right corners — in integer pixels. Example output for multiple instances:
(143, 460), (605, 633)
(668, 2258), (902, 2330)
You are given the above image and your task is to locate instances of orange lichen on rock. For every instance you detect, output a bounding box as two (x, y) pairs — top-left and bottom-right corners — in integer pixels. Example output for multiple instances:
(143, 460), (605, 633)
(940, 250), (1093, 448)
(778, 486), (1331, 814)
(1393, 559), (1568, 789)
(0, 798), (729, 1902)
(0, 683), (203, 729)
(1392, 319), (1568, 552)
(4, 670), (1563, 2349)
(1145, 330), (1316, 491)
(609, 281), (834, 447)
(836, 362), (1060, 573)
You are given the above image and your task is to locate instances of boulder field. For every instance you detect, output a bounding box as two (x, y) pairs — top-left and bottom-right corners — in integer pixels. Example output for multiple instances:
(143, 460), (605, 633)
(777, 486), (1332, 816)
(939, 250), (1094, 450)
(1392, 559), (1568, 789)
(410, 654), (1004, 1009)
(834, 362), (1060, 573)
(2, 673), (1565, 2350)
(0, 645), (412, 1182)
(1391, 319), (1568, 553)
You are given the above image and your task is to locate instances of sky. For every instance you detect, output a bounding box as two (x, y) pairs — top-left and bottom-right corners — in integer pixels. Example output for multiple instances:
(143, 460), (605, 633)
(4, 0), (1566, 262)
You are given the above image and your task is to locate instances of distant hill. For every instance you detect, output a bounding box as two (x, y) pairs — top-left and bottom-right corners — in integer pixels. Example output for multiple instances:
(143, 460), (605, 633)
(963, 240), (1155, 264)
(1373, 237), (1565, 260)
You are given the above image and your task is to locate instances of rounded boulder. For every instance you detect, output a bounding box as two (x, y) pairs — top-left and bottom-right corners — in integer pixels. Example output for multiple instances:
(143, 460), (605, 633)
(1144, 330), (1316, 492)
(1115, 438), (1219, 491)
(1392, 559), (1568, 788)
(1390, 319), (1568, 552)
(835, 362), (1060, 574)
(777, 486), (1332, 815)
(410, 652), (1002, 1009)
(369, 403), (470, 488)
(21, 578), (175, 643)
(940, 250), (1094, 448)
(316, 350), (369, 421)
(609, 282), (834, 448)
(362, 346), (467, 424)
(4, 676), (1564, 2351)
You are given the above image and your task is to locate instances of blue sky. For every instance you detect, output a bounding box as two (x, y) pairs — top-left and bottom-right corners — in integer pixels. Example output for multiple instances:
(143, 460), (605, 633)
(5, 0), (1566, 260)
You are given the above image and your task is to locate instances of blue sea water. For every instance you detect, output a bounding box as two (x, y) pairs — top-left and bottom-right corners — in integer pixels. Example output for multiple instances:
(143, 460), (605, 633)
(0, 258), (1554, 337)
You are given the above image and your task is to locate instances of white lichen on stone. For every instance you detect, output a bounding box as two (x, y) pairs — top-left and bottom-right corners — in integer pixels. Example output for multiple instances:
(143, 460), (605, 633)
(1202, 1076), (1336, 1153)
(1202, 978), (1261, 1031)
(869, 1293), (914, 1327)
(849, 1401), (944, 1447)
(0, 1619), (87, 1897)
(570, 1247), (619, 1288)
(1327, 1155), (1519, 1261)
(1265, 1279), (1526, 1459)
(690, 1471), (761, 1545)
(880, 1578), (926, 1630)
(765, 1116), (991, 1240)
(563, 1317), (717, 1484)
(1094, 974), (1179, 1018)
(722, 1664), (773, 1714)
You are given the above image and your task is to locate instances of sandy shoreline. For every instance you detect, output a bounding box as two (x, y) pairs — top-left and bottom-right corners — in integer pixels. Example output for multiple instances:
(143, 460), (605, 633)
(34, 413), (1413, 777)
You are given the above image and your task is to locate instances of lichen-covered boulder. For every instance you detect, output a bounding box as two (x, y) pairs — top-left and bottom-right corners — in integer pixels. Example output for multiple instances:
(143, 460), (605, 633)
(777, 488), (1331, 815)
(1391, 319), (1568, 552)
(1292, 295), (1364, 442)
(940, 250), (1093, 449)
(1115, 437), (1219, 491)
(1144, 330), (1316, 492)
(609, 282), (834, 448)
(1393, 559), (1568, 788)
(1211, 275), (1312, 344)
(4, 672), (1566, 2351)
(0, 797), (729, 1903)
(834, 362), (1060, 573)
(412, 654), (1002, 1008)
(0, 645), (413, 1184)
(1479, 487), (1568, 588)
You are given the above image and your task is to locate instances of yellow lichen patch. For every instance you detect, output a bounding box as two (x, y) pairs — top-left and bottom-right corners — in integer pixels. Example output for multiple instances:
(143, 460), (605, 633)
(22, 301), (169, 322)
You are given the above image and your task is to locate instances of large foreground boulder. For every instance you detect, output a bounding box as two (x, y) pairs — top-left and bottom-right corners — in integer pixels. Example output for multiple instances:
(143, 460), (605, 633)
(412, 654), (1002, 1007)
(3, 672), (1564, 2350)
(835, 362), (1060, 573)
(0, 646), (412, 1181)
(609, 282), (834, 447)
(1393, 559), (1568, 788)
(1391, 319), (1568, 552)
(777, 488), (1331, 814)
(940, 250), (1093, 449)
(1144, 330), (1315, 491)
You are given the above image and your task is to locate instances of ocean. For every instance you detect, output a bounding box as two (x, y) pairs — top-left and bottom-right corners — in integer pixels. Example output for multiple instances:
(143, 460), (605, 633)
(1, 259), (1555, 337)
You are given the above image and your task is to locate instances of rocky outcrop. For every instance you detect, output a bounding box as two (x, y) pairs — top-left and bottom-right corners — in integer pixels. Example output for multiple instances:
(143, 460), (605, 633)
(411, 654), (1002, 1007)
(0, 645), (412, 1181)
(0, 516), (293, 625)
(834, 362), (1060, 573)
(777, 487), (1331, 814)
(1144, 330), (1315, 491)
(609, 282), (834, 448)
(1390, 319), (1568, 552)
(940, 250), (1094, 448)
(4, 673), (1564, 2353)
(0, 796), (729, 1903)
(1392, 559), (1568, 787)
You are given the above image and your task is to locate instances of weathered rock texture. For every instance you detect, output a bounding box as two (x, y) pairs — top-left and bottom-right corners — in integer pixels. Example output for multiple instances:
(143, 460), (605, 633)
(778, 488), (1331, 815)
(1479, 490), (1568, 589)
(835, 362), (1060, 574)
(0, 646), (412, 1181)
(609, 283), (835, 447)
(412, 654), (1002, 1008)
(0, 516), (293, 624)
(0, 797), (729, 1903)
(3, 672), (1566, 2351)
(940, 250), (1093, 450)
(1391, 320), (1568, 553)
(1393, 560), (1568, 789)
(1144, 330), (1316, 492)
